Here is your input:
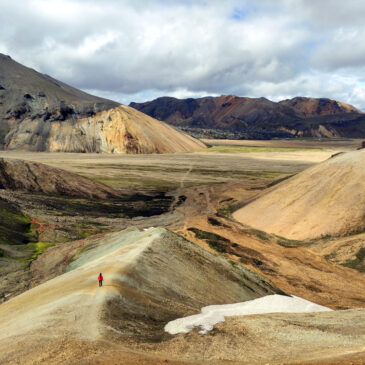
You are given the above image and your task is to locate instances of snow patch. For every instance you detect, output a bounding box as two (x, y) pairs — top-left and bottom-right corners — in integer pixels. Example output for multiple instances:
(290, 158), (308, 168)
(164, 294), (332, 334)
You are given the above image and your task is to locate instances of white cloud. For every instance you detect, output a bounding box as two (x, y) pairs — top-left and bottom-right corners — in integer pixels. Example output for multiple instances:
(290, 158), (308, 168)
(86, 87), (219, 105)
(249, 72), (365, 110)
(0, 0), (364, 109)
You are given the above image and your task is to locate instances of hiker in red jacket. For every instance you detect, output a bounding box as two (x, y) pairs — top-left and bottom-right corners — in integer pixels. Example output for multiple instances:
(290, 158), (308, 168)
(98, 273), (103, 287)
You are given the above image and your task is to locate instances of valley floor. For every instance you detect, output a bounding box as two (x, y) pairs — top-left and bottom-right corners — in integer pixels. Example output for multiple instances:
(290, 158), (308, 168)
(0, 139), (364, 364)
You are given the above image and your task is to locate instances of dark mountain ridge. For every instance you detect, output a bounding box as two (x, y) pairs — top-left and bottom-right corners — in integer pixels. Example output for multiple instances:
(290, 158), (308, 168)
(130, 95), (365, 139)
(0, 53), (119, 149)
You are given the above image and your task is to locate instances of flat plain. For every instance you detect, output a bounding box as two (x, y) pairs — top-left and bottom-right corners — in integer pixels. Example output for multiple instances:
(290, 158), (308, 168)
(0, 138), (354, 191)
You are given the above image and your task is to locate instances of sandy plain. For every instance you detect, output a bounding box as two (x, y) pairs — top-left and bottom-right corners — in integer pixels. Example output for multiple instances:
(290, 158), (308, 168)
(0, 138), (354, 191)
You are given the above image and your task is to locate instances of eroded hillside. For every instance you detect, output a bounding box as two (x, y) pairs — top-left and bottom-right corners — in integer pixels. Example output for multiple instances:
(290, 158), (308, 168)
(233, 149), (365, 240)
(0, 53), (118, 147)
(5, 105), (205, 153)
(0, 55), (205, 153)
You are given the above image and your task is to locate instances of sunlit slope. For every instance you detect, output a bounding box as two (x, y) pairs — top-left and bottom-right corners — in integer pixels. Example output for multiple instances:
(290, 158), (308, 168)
(0, 55), (205, 153)
(233, 149), (365, 240)
(0, 227), (280, 348)
(6, 105), (206, 153)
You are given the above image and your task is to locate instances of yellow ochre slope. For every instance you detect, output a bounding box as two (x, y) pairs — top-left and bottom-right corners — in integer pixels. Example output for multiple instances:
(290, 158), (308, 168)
(233, 149), (365, 240)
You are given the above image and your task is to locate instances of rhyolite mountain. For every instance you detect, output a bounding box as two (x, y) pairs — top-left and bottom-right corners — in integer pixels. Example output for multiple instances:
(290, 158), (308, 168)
(130, 95), (365, 139)
(0, 54), (205, 153)
(233, 149), (365, 240)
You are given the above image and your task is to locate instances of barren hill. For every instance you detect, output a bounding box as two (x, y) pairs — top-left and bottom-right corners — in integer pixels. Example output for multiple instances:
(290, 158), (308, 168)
(0, 227), (282, 362)
(1, 227), (364, 364)
(233, 149), (365, 240)
(4, 105), (205, 153)
(0, 157), (120, 198)
(0, 55), (204, 153)
(130, 95), (365, 139)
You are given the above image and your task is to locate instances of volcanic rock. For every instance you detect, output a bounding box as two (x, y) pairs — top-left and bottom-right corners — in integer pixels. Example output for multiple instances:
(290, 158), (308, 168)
(0, 53), (119, 147)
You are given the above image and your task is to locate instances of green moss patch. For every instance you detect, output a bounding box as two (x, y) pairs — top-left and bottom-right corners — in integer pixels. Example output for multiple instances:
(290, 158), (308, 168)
(91, 176), (180, 191)
(27, 241), (56, 261)
(343, 247), (365, 273)
(0, 199), (38, 245)
(275, 235), (309, 247)
(249, 228), (271, 241)
(31, 192), (176, 219)
(267, 174), (294, 188)
(187, 227), (230, 253)
(207, 217), (224, 226)
(204, 146), (323, 153)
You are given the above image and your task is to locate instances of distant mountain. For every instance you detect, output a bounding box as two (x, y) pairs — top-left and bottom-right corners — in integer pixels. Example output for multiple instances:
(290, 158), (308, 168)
(0, 54), (204, 153)
(278, 96), (360, 116)
(130, 95), (365, 139)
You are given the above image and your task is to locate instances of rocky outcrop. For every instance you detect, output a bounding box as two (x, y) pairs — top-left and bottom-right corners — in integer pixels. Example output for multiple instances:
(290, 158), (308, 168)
(0, 158), (121, 198)
(130, 95), (365, 139)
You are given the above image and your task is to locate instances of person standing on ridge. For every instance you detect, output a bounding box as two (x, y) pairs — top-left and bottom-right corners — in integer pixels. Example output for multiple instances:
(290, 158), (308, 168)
(98, 273), (103, 287)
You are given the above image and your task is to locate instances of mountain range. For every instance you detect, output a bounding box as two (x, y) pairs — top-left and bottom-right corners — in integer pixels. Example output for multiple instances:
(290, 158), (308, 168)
(1, 53), (365, 150)
(130, 95), (365, 139)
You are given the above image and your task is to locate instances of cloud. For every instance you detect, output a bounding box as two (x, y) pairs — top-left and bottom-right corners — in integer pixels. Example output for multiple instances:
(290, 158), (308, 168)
(0, 0), (364, 109)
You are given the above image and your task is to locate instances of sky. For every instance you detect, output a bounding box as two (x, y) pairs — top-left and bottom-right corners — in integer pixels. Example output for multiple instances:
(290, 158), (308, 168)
(1, 0), (365, 109)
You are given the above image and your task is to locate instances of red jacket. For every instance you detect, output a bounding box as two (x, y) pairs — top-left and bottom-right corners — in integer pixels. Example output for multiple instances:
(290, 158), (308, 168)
(98, 275), (103, 281)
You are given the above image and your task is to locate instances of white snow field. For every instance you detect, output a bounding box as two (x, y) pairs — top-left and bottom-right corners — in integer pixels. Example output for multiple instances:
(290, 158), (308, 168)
(165, 294), (332, 334)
